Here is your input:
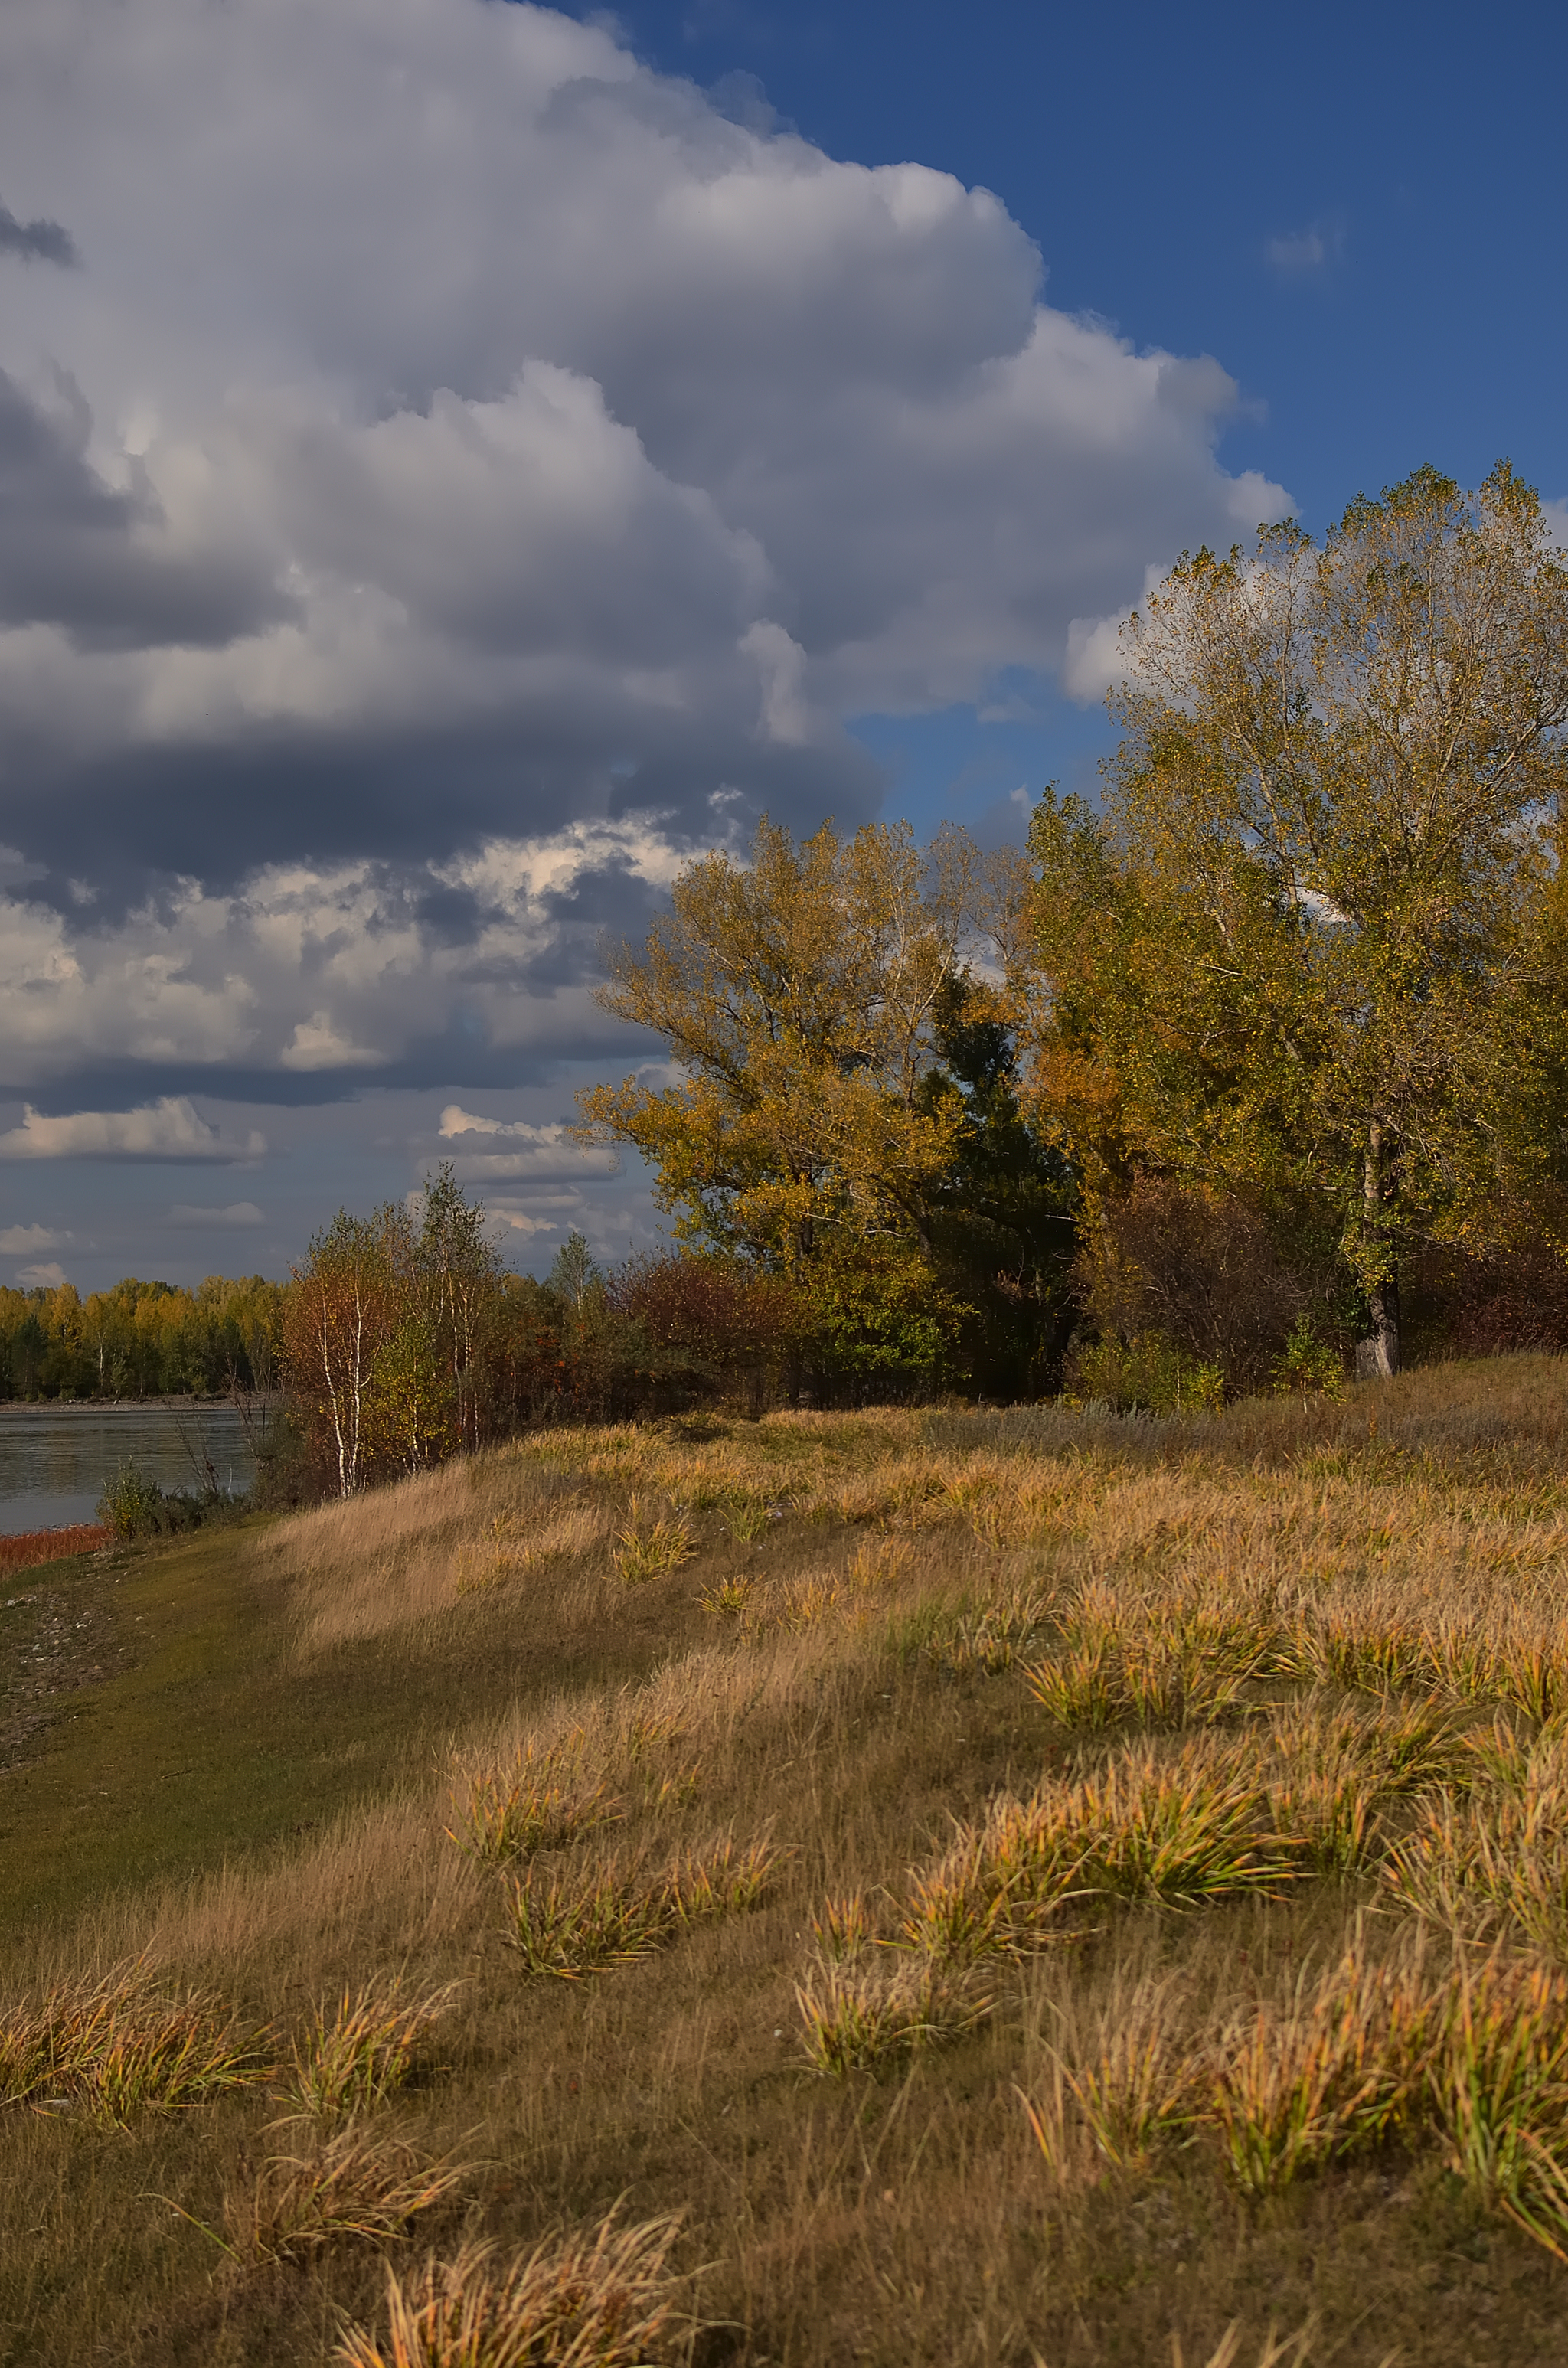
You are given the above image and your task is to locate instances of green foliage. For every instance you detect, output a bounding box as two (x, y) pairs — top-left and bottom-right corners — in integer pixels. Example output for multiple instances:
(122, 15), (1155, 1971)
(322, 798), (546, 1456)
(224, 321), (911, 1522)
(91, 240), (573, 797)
(921, 972), (1078, 1396)
(0, 1272), (283, 1403)
(1273, 1315), (1346, 1403)
(1029, 462), (1568, 1375)
(1068, 1329), (1224, 1415)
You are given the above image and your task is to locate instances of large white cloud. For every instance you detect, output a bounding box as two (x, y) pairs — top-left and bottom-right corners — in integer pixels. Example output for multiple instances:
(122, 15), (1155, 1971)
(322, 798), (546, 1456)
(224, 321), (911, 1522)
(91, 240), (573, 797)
(0, 0), (1288, 1112)
(0, 1097), (266, 1161)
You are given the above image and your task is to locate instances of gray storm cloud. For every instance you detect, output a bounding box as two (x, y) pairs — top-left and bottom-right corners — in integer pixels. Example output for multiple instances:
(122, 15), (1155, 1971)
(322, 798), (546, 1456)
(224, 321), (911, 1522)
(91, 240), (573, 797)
(0, 0), (1289, 1112)
(0, 197), (77, 267)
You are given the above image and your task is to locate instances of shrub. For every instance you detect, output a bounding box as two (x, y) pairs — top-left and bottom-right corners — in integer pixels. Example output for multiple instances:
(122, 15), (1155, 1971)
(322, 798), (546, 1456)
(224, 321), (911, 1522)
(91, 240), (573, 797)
(1067, 1330), (1225, 1415)
(1272, 1315), (1346, 1403)
(1073, 1181), (1332, 1395)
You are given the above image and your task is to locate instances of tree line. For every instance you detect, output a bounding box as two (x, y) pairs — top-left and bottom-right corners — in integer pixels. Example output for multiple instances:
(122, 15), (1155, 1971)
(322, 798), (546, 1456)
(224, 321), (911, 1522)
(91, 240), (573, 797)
(12, 463), (1568, 1485)
(0, 1274), (284, 1403)
(582, 464), (1568, 1406)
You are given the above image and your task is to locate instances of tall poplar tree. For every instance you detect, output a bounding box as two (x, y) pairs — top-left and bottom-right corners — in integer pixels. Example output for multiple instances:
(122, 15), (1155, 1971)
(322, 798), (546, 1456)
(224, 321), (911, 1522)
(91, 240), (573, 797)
(1030, 463), (1568, 1373)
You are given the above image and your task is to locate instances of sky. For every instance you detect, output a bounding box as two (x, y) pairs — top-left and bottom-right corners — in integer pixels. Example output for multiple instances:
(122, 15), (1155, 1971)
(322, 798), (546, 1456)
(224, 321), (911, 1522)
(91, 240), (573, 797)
(0, 0), (1564, 1295)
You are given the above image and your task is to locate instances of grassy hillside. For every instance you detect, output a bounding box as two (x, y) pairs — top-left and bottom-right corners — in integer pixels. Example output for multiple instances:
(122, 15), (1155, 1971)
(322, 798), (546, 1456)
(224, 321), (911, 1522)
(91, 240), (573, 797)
(7, 1362), (1568, 2363)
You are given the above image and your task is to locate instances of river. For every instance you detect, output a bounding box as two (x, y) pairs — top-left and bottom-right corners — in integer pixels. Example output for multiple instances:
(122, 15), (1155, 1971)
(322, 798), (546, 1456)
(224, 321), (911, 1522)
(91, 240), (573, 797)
(0, 1403), (256, 1535)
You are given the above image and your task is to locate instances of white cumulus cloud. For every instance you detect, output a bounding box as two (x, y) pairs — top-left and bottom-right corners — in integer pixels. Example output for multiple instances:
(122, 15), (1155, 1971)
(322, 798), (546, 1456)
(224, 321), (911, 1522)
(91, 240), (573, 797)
(0, 1098), (266, 1161)
(169, 1200), (266, 1226)
(0, 1221), (71, 1253)
(0, 0), (1289, 1121)
(436, 1104), (619, 1181)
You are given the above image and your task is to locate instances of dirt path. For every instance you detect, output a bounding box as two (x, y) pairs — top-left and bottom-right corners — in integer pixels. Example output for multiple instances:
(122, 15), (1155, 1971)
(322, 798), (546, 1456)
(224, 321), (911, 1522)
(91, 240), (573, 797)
(0, 1552), (132, 1775)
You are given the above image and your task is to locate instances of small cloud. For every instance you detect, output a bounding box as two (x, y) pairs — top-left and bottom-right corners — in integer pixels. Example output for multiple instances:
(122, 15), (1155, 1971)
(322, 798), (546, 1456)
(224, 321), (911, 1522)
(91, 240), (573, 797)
(0, 1222), (71, 1254)
(16, 1261), (69, 1288)
(0, 1097), (266, 1162)
(436, 1106), (618, 1180)
(0, 195), (78, 266)
(1266, 217), (1345, 276)
(169, 1200), (267, 1226)
(279, 1011), (386, 1071)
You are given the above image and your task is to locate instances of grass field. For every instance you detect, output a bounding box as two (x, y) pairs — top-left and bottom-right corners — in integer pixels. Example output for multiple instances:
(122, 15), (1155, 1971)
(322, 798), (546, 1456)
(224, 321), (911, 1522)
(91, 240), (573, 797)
(8, 1358), (1568, 2363)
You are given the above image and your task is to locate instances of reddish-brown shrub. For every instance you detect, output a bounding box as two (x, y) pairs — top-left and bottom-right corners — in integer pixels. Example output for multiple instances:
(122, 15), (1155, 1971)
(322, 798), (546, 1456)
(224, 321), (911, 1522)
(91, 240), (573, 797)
(608, 1254), (805, 1405)
(1075, 1183), (1331, 1394)
(0, 1524), (111, 1573)
(1406, 1241), (1568, 1361)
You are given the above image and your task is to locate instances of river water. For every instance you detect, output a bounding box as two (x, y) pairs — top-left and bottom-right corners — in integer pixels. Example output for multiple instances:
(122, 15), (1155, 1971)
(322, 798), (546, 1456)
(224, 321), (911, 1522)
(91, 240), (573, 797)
(0, 1403), (256, 1534)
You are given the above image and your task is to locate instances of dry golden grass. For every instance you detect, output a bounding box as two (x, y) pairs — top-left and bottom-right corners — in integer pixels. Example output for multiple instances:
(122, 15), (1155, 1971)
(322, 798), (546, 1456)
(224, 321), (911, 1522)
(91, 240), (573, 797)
(17, 1358), (1568, 2363)
(335, 2210), (684, 2368)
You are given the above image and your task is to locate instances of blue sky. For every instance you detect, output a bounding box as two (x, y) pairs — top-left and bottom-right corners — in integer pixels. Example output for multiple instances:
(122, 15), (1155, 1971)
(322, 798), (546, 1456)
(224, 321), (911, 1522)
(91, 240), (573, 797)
(0, 0), (1560, 1293)
(598, 0), (1568, 839)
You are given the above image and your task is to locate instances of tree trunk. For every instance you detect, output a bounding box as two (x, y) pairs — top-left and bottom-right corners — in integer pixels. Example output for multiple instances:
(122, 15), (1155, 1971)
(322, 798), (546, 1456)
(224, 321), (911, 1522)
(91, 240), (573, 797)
(1357, 1121), (1400, 1378)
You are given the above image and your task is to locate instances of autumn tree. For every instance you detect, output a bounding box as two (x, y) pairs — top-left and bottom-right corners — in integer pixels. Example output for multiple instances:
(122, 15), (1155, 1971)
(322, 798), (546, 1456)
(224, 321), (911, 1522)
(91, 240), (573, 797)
(578, 815), (1059, 1387)
(281, 1212), (398, 1495)
(1029, 462), (1568, 1375)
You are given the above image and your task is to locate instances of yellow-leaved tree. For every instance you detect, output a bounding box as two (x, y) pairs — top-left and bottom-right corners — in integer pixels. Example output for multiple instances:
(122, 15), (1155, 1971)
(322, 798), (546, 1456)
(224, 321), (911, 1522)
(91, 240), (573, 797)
(1029, 462), (1568, 1375)
(578, 816), (1047, 1387)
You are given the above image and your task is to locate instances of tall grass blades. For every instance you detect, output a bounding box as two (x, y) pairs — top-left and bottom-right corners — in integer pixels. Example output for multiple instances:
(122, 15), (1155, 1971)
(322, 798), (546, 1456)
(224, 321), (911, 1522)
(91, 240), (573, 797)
(1210, 1945), (1436, 2194)
(1426, 1956), (1568, 2258)
(506, 1837), (782, 1979)
(222, 2128), (466, 2264)
(335, 2212), (684, 2368)
(446, 1741), (626, 1864)
(286, 1978), (462, 2117)
(795, 1957), (992, 2078)
(0, 1968), (270, 2125)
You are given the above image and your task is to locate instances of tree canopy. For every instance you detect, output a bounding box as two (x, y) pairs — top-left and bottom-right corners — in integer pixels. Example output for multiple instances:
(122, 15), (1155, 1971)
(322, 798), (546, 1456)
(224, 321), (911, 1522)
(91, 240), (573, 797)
(1029, 462), (1568, 1373)
(580, 815), (1071, 1393)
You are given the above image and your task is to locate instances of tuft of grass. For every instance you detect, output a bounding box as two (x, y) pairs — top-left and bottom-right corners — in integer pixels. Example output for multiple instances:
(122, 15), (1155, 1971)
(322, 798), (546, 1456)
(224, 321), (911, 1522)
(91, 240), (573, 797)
(1025, 1590), (1263, 1733)
(917, 1582), (1056, 1675)
(1210, 1942), (1436, 2195)
(0, 1967), (270, 2125)
(219, 2127), (466, 2265)
(505, 1836), (783, 1979)
(697, 1574), (752, 1615)
(811, 1890), (871, 1962)
(1074, 1746), (1303, 1909)
(1426, 1954), (1568, 2258)
(612, 1498), (693, 1584)
(284, 1977), (461, 2118)
(335, 2210), (685, 2368)
(1031, 1972), (1201, 2171)
(795, 1955), (992, 2078)
(446, 1741), (626, 1864)
(1383, 1723), (1568, 1954)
